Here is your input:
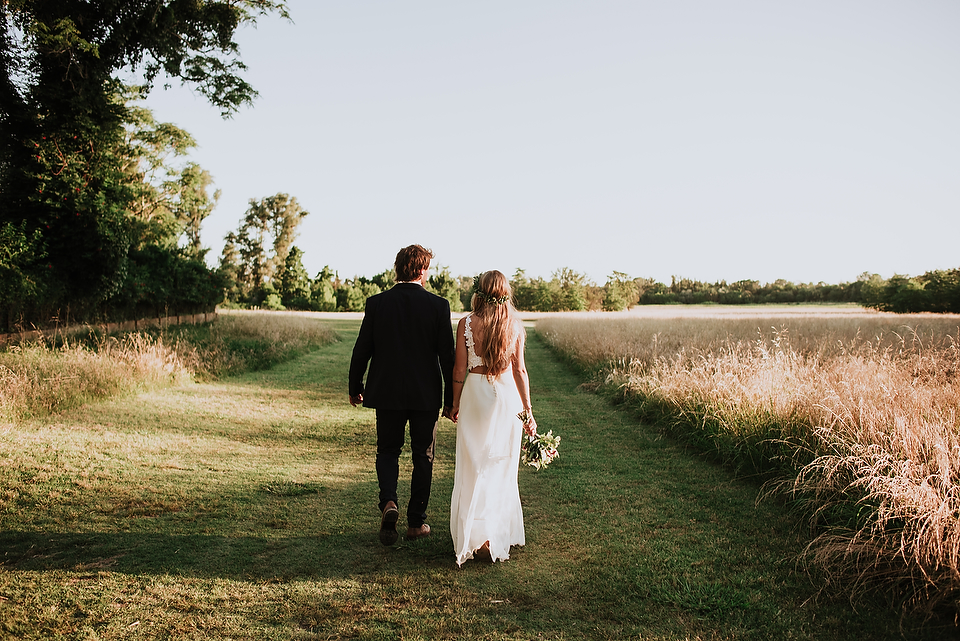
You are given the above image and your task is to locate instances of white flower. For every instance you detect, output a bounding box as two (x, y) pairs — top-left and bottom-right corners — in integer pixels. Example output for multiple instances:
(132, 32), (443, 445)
(519, 420), (561, 470)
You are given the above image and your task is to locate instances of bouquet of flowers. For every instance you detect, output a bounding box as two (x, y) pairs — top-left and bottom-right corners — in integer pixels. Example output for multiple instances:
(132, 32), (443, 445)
(518, 410), (561, 470)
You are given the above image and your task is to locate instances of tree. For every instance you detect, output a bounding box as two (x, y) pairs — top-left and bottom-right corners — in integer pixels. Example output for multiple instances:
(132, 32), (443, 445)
(218, 231), (242, 304)
(639, 280), (674, 304)
(265, 193), (309, 275)
(234, 200), (272, 298)
(170, 163), (220, 258)
(116, 88), (220, 256)
(2, 2), (290, 121)
(370, 269), (396, 292)
(920, 269), (960, 313)
(338, 279), (380, 312)
(881, 275), (930, 313)
(457, 275), (474, 311)
(103, 244), (225, 320)
(428, 264), (463, 312)
(553, 267), (589, 311)
(0, 1), (288, 316)
(261, 283), (284, 311)
(602, 271), (637, 311)
(231, 193), (309, 302)
(120, 86), (198, 247)
(0, 221), (47, 330)
(510, 269), (538, 311)
(277, 246), (311, 309)
(858, 269), (960, 314)
(858, 273), (887, 310)
(310, 266), (337, 312)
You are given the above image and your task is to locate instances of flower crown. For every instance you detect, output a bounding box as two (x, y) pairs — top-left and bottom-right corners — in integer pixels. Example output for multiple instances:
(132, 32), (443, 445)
(473, 274), (510, 305)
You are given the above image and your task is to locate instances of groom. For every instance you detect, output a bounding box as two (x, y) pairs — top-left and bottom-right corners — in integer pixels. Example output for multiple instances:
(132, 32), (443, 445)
(348, 244), (455, 545)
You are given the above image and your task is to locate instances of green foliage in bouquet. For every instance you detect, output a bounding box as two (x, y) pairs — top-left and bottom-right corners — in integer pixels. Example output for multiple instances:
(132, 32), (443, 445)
(519, 409), (561, 470)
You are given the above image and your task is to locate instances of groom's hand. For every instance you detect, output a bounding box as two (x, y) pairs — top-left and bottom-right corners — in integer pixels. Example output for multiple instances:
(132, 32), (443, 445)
(350, 394), (363, 407)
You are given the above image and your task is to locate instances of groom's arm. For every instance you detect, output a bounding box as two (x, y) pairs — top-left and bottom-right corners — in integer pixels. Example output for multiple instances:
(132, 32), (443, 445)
(348, 298), (377, 402)
(437, 299), (455, 410)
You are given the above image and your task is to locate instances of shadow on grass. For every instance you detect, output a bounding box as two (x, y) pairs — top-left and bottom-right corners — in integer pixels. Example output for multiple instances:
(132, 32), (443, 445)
(0, 523), (456, 581)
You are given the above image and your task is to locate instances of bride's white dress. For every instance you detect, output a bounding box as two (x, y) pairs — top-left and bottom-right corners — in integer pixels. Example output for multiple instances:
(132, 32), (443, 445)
(450, 315), (525, 566)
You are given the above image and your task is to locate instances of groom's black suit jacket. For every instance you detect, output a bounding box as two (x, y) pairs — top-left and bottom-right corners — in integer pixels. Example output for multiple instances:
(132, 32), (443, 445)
(349, 283), (455, 411)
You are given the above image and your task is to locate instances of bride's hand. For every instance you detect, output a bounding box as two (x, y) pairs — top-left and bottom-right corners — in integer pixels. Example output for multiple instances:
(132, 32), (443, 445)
(523, 417), (537, 437)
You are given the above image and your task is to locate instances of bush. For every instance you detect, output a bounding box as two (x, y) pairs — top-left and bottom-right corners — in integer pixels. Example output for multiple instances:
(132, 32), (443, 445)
(861, 268), (960, 313)
(263, 293), (284, 311)
(104, 244), (225, 320)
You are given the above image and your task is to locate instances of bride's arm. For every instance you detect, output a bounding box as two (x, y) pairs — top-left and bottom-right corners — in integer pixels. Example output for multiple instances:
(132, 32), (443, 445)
(451, 317), (468, 422)
(511, 330), (537, 435)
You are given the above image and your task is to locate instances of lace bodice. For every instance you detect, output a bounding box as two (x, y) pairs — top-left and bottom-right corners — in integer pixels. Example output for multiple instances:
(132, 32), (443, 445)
(464, 314), (485, 370)
(464, 314), (521, 372)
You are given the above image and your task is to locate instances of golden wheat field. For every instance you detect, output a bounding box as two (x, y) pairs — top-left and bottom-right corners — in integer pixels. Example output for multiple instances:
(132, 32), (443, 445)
(537, 305), (960, 614)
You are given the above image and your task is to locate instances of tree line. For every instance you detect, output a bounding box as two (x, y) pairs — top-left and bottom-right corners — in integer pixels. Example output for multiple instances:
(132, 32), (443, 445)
(2, 3), (956, 334)
(0, 1), (288, 333)
(217, 244), (960, 315)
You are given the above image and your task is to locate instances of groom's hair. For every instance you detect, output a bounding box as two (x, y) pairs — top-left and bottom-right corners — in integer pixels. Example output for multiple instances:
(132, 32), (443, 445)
(395, 245), (434, 282)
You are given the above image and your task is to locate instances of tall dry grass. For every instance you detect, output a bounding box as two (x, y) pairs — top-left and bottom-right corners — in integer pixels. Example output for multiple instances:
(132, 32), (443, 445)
(0, 311), (339, 422)
(0, 333), (189, 421)
(173, 310), (340, 379)
(538, 311), (960, 615)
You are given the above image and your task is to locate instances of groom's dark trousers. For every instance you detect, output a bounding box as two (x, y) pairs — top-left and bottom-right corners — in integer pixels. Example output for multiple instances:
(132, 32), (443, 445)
(375, 409), (438, 528)
(349, 283), (455, 529)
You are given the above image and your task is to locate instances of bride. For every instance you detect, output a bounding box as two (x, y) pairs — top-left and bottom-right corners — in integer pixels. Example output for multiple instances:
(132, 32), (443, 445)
(449, 270), (537, 566)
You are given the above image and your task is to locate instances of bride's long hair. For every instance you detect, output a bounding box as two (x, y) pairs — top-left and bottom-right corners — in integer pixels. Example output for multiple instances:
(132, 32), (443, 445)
(471, 270), (521, 377)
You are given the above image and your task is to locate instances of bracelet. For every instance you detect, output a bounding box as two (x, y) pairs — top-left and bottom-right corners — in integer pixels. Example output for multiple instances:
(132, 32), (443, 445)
(454, 378), (465, 384)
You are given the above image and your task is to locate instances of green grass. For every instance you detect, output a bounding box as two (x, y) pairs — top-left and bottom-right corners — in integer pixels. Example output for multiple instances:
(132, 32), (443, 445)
(0, 319), (951, 639)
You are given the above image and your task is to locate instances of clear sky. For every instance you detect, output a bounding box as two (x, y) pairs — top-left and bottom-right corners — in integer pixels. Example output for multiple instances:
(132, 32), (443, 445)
(142, 0), (960, 286)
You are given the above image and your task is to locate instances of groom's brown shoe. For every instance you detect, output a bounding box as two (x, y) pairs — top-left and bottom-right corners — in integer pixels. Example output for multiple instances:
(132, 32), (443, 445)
(406, 523), (431, 540)
(379, 501), (399, 546)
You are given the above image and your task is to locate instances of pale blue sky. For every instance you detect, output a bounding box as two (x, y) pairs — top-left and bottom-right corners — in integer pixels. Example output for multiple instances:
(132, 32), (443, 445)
(143, 0), (960, 286)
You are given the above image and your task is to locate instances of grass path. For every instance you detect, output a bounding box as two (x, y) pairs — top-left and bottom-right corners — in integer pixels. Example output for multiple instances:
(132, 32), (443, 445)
(0, 319), (946, 639)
